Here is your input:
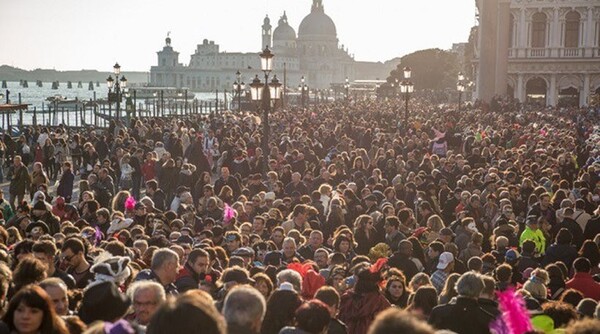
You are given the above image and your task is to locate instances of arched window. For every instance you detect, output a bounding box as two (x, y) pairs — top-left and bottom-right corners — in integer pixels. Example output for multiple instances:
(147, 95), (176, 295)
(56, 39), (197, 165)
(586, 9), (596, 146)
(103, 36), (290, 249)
(531, 12), (546, 48)
(564, 11), (580, 47)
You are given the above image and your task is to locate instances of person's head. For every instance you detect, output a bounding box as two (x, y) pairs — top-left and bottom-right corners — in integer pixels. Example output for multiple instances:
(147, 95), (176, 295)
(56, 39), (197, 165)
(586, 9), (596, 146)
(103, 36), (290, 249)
(467, 256), (483, 272)
(560, 289), (585, 308)
(308, 230), (324, 249)
(151, 248), (180, 285)
(572, 257), (591, 274)
(39, 278), (69, 316)
(495, 263), (513, 283)
(187, 248), (210, 275)
(556, 228), (573, 245)
(282, 237), (297, 258)
(314, 286), (341, 318)
(276, 269), (303, 292)
(2, 284), (67, 334)
(576, 298), (598, 319)
(13, 257), (47, 291)
(456, 272), (484, 299)
(294, 300), (330, 334)
(225, 231), (242, 252)
(408, 286), (438, 317)
(368, 308), (435, 334)
(427, 241), (444, 259)
(32, 240), (57, 272)
(398, 240), (413, 256)
(127, 281), (166, 326)
(223, 285), (266, 333)
(261, 289), (302, 334)
(147, 291), (226, 334)
(314, 248), (330, 269)
(542, 300), (578, 329)
(386, 275), (407, 300)
(480, 275), (496, 300)
(60, 237), (86, 268)
(252, 273), (274, 299)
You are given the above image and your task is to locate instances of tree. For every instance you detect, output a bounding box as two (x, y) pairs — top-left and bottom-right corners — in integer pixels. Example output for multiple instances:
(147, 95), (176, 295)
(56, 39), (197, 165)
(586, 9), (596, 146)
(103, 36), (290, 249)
(384, 48), (460, 91)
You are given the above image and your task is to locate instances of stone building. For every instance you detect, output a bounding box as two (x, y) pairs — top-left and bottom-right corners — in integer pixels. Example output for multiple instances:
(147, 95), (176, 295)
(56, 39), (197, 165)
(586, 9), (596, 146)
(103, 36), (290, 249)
(150, 0), (361, 91)
(474, 0), (600, 107)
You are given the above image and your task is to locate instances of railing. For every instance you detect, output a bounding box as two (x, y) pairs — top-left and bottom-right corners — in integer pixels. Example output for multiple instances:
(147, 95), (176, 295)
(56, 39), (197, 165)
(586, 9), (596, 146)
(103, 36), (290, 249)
(561, 48), (580, 57)
(529, 48), (546, 57)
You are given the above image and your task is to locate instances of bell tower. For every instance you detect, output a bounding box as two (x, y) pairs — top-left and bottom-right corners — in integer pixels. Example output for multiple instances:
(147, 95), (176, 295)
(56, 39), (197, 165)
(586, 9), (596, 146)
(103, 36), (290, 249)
(262, 15), (272, 49)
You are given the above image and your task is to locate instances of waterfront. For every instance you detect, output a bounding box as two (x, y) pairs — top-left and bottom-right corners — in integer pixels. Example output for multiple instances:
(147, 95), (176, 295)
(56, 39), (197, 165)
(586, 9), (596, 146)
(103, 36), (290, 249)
(0, 80), (231, 129)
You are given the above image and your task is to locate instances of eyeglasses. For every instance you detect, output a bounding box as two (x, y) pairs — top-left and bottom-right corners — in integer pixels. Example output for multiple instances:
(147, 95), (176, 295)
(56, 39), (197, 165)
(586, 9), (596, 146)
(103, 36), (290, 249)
(61, 254), (74, 262)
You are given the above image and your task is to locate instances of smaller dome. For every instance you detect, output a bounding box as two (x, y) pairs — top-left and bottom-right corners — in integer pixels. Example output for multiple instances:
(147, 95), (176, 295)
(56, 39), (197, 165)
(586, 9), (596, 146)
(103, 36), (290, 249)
(273, 12), (296, 41)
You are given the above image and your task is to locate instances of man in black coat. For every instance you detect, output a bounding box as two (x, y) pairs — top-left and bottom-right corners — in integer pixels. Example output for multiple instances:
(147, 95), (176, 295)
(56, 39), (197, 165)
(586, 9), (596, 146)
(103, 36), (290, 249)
(214, 167), (241, 199)
(56, 162), (75, 203)
(429, 272), (495, 334)
(388, 240), (419, 281)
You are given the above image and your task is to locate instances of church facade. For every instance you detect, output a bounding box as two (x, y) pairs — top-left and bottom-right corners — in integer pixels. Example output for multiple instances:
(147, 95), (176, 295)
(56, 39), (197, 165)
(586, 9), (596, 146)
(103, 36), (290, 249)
(150, 0), (356, 91)
(473, 0), (600, 107)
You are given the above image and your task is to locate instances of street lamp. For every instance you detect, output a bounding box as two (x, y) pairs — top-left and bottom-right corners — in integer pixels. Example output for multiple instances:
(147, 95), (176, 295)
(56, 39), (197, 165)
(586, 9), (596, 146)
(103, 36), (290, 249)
(298, 76), (308, 109)
(250, 46), (281, 175)
(106, 62), (127, 121)
(399, 79), (414, 125)
(344, 77), (350, 102)
(232, 70), (245, 113)
(457, 72), (465, 112)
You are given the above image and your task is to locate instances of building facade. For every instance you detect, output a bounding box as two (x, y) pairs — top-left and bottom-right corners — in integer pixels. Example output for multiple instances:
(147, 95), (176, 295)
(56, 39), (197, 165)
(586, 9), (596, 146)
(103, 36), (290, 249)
(474, 0), (600, 107)
(150, 0), (357, 91)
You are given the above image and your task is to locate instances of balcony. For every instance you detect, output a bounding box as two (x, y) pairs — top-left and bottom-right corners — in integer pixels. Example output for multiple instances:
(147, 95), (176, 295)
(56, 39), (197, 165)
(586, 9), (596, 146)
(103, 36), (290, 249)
(561, 48), (581, 57)
(529, 48), (546, 57)
(505, 47), (596, 59)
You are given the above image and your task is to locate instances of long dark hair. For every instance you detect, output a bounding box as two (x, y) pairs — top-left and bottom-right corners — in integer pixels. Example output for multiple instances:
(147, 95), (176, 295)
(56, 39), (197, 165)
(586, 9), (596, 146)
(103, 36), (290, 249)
(2, 285), (68, 334)
(260, 290), (302, 334)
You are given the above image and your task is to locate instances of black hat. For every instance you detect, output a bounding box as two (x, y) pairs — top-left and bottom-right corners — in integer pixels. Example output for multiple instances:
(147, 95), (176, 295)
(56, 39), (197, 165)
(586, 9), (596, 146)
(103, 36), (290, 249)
(26, 220), (49, 234)
(79, 281), (131, 325)
(263, 251), (283, 266)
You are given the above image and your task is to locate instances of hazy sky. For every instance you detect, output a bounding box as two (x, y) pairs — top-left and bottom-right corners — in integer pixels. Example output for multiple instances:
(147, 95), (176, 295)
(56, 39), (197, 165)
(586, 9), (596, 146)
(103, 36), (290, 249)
(0, 0), (476, 72)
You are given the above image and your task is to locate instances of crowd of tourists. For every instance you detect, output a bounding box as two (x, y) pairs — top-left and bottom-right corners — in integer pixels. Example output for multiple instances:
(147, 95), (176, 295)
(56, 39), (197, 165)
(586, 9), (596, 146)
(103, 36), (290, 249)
(0, 96), (597, 334)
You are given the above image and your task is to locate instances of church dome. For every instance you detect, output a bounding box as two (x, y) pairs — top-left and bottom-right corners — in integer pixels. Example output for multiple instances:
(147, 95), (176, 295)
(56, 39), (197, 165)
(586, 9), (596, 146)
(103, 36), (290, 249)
(273, 12), (296, 41)
(298, 0), (336, 38)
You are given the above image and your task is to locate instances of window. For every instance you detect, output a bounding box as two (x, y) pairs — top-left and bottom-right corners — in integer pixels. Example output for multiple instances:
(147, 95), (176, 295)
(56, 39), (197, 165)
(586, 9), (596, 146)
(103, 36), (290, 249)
(531, 12), (546, 48)
(509, 14), (515, 48)
(564, 11), (580, 48)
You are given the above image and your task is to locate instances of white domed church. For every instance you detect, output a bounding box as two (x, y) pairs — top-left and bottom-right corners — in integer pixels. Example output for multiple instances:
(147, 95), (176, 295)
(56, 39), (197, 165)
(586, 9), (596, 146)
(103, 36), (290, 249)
(150, 0), (358, 91)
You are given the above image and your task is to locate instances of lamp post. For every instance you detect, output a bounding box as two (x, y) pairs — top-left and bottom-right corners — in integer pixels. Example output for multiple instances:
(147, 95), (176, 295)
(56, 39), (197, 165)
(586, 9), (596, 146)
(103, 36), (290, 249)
(298, 76), (308, 109)
(106, 63), (127, 121)
(232, 70), (245, 113)
(457, 72), (466, 112)
(399, 67), (414, 125)
(344, 77), (350, 102)
(250, 46), (281, 175)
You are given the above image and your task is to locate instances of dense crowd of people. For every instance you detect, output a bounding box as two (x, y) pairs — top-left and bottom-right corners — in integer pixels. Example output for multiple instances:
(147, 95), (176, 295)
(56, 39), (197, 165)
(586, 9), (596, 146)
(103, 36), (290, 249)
(0, 96), (597, 334)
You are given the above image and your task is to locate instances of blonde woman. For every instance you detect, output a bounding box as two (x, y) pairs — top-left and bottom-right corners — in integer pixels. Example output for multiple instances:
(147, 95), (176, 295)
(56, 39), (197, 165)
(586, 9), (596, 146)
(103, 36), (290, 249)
(426, 215), (445, 244)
